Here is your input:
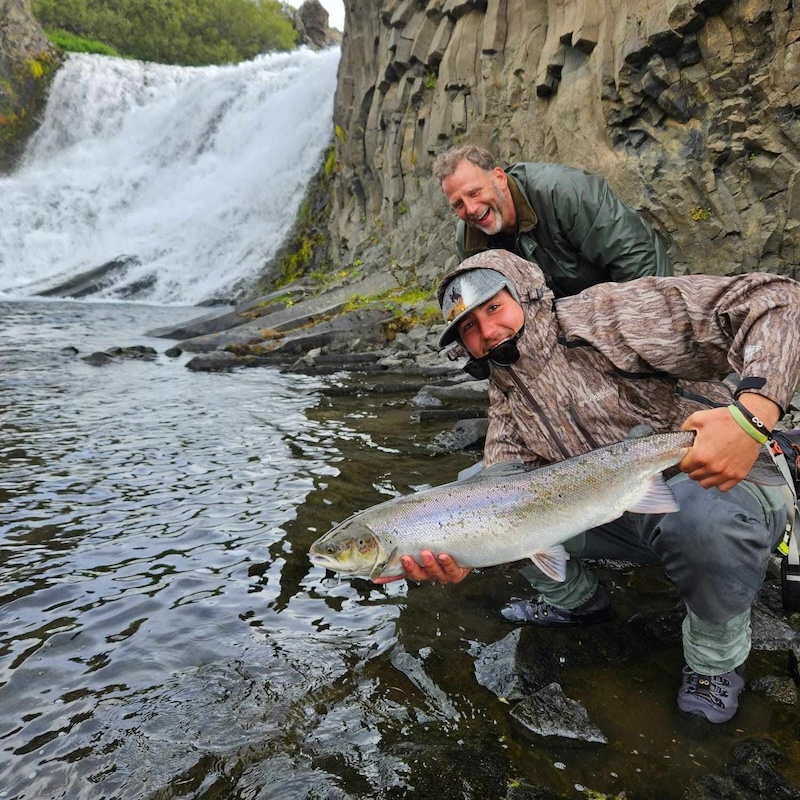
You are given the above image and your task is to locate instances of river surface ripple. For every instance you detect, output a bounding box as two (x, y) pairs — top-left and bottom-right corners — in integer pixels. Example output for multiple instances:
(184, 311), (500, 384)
(0, 300), (410, 798)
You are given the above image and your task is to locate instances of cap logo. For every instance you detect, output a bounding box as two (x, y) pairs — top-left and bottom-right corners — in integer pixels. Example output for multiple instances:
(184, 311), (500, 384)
(445, 286), (466, 323)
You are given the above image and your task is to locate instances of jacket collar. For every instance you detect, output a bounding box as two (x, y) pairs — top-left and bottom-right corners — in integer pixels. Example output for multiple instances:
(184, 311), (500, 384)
(461, 172), (539, 253)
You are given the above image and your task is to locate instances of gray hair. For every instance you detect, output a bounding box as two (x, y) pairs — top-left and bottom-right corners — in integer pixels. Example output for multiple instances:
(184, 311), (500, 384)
(432, 145), (497, 183)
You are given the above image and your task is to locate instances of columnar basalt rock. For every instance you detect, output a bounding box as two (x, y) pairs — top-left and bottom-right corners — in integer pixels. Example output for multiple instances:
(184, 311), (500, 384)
(329, 0), (800, 288)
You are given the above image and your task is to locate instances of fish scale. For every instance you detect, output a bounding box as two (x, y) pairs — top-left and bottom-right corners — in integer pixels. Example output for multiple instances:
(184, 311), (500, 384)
(309, 431), (695, 581)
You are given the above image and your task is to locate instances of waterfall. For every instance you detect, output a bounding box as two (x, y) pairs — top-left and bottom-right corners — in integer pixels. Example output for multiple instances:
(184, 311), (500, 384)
(0, 47), (340, 306)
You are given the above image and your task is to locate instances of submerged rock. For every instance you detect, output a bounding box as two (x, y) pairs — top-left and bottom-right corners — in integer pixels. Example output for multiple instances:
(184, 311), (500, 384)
(81, 352), (114, 367)
(473, 629), (526, 702)
(510, 682), (608, 746)
(681, 737), (800, 800)
(185, 351), (238, 372)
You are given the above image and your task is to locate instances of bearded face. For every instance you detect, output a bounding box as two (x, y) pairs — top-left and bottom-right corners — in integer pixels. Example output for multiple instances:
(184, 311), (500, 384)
(441, 161), (515, 236)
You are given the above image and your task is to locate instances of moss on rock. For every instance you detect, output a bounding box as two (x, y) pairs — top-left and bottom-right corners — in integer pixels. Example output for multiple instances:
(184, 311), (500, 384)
(0, 0), (62, 173)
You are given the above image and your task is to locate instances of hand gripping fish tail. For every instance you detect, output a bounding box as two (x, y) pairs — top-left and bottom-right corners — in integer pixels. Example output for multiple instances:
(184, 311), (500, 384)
(308, 431), (695, 583)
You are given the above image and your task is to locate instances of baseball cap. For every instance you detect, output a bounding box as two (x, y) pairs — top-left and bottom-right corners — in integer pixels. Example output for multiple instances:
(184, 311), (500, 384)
(438, 268), (520, 348)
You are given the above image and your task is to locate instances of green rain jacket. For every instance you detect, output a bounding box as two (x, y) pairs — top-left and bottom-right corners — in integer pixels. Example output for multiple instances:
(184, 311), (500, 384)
(455, 162), (672, 296)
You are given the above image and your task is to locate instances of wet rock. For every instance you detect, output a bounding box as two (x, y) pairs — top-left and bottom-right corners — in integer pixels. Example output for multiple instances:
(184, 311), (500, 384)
(751, 602), (800, 652)
(510, 682), (608, 746)
(506, 783), (564, 800)
(105, 345), (157, 360)
(178, 273), (397, 354)
(423, 380), (489, 402)
(750, 675), (798, 705)
(185, 351), (238, 372)
(681, 737), (800, 800)
(388, 735), (512, 800)
(164, 346), (182, 358)
(473, 629), (526, 702)
(81, 352), (114, 366)
(411, 389), (444, 407)
(790, 640), (800, 683)
(144, 287), (306, 339)
(60, 346), (79, 356)
(627, 603), (684, 648)
(428, 418), (488, 452)
(38, 256), (140, 299)
(390, 645), (460, 721)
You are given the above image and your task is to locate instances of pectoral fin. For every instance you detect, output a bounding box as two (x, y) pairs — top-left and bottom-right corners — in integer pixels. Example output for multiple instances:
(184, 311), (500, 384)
(626, 474), (681, 514)
(530, 545), (569, 582)
(369, 547), (398, 580)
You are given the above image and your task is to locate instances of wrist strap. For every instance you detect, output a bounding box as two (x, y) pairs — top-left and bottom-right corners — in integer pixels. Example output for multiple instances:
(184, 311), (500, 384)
(727, 404), (769, 444)
(733, 398), (773, 439)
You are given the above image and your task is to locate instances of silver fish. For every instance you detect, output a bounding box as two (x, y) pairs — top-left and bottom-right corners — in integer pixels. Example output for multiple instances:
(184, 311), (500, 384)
(308, 431), (695, 582)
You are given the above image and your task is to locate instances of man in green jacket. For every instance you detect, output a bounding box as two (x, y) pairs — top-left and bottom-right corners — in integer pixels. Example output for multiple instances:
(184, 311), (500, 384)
(432, 145), (672, 295)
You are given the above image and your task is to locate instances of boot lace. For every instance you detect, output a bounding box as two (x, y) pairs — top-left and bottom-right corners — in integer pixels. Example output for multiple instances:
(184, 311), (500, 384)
(681, 666), (731, 709)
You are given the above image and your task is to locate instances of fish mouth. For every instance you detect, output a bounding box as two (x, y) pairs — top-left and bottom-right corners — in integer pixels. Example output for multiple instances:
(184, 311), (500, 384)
(308, 550), (372, 577)
(308, 552), (355, 573)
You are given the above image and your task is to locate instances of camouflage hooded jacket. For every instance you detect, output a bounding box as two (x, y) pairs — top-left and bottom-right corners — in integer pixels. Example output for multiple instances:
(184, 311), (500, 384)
(437, 251), (800, 468)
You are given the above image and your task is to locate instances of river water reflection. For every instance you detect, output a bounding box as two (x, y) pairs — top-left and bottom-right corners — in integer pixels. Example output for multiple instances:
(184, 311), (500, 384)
(1, 300), (798, 799)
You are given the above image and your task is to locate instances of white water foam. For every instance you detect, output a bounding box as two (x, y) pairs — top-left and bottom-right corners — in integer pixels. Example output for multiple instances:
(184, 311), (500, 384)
(0, 47), (340, 306)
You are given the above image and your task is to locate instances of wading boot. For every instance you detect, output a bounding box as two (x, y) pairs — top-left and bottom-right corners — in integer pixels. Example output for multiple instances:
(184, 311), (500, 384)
(500, 584), (612, 627)
(677, 664), (747, 723)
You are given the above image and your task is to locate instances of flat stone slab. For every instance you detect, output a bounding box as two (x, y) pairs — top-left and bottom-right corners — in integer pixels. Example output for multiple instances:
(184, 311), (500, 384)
(177, 272), (399, 353)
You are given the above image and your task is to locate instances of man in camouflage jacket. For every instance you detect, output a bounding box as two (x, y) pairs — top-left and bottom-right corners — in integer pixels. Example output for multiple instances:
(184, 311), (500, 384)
(379, 249), (800, 723)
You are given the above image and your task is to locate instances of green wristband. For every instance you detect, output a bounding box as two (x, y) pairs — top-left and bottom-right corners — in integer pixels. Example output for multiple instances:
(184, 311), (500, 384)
(732, 398), (773, 439)
(727, 404), (768, 444)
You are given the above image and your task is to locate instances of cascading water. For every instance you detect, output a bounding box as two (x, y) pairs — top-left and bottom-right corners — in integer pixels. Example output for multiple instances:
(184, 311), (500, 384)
(0, 47), (340, 306)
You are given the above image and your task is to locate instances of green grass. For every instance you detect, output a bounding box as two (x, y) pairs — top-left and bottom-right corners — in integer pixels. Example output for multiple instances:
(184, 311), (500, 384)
(45, 29), (121, 57)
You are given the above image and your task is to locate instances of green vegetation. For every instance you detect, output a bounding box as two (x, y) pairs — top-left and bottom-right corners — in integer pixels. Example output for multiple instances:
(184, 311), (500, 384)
(44, 29), (120, 57)
(0, 49), (62, 172)
(32, 0), (298, 66)
(690, 205), (712, 221)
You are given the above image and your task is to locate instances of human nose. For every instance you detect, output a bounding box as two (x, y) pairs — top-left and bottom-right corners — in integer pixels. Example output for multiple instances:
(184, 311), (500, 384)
(463, 198), (481, 217)
(476, 315), (500, 344)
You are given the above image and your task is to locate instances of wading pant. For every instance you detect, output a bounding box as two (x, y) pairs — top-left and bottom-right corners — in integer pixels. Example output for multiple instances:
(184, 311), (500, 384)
(519, 474), (793, 675)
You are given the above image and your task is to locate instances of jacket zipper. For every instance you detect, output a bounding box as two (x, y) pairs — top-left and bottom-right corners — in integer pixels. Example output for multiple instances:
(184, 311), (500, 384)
(566, 404), (601, 450)
(503, 366), (572, 460)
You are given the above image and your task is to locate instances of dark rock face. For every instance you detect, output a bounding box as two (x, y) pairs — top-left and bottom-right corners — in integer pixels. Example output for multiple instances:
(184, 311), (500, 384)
(329, 0), (800, 288)
(0, 0), (60, 172)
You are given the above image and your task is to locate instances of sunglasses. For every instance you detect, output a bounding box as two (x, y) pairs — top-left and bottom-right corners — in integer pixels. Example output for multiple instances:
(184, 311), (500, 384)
(462, 332), (522, 379)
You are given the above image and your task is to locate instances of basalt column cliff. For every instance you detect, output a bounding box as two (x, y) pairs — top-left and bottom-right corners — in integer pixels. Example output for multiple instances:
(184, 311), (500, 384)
(329, 0), (800, 286)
